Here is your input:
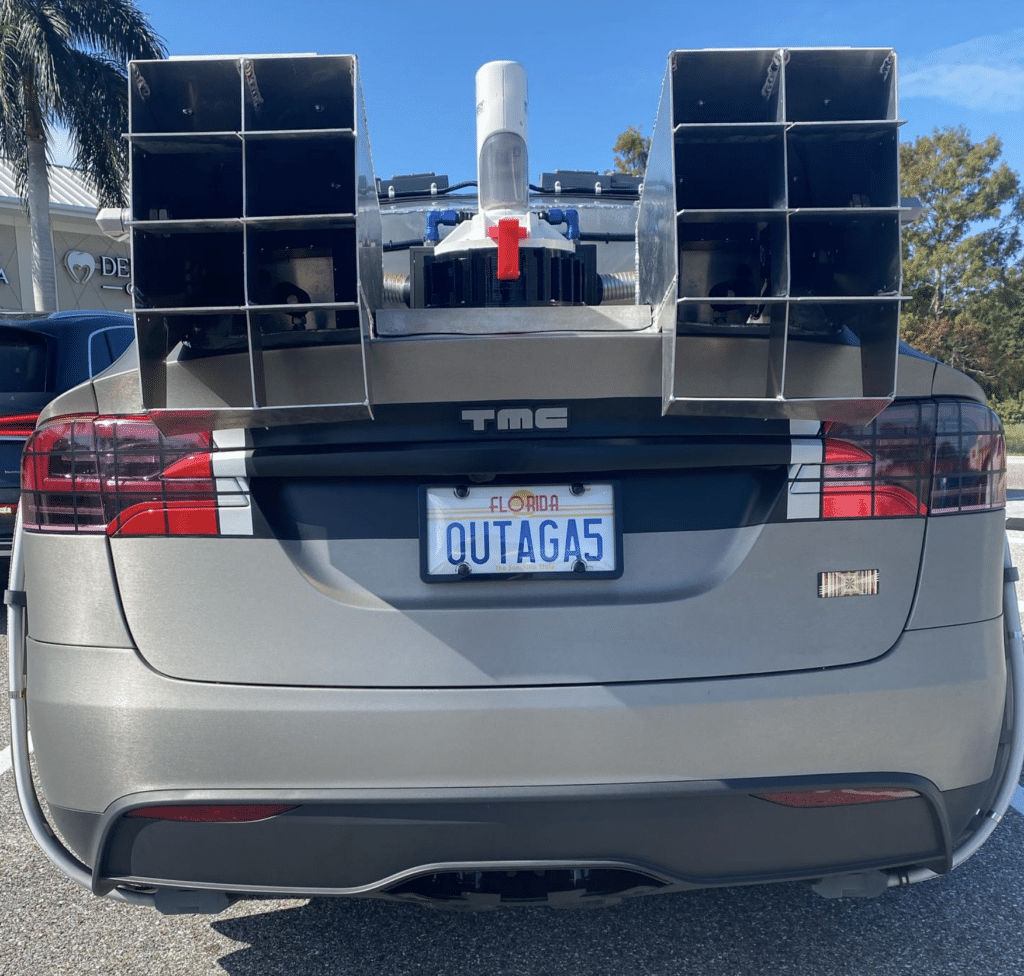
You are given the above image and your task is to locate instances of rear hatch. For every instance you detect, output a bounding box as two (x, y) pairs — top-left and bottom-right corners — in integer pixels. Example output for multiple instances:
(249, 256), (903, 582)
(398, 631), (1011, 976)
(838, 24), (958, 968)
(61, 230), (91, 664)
(105, 401), (929, 687)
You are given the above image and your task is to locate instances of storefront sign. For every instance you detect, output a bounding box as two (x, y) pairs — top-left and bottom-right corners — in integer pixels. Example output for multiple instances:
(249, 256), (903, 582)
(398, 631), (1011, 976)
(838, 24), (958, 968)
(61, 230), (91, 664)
(64, 249), (131, 289)
(65, 250), (96, 284)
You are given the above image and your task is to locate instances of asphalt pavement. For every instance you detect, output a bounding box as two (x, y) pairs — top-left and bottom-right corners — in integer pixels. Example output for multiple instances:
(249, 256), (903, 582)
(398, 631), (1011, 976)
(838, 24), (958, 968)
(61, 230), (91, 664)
(3, 491), (1024, 974)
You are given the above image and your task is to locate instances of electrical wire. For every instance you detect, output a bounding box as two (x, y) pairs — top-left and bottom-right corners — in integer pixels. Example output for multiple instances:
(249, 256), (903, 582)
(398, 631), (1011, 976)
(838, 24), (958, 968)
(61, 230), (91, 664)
(378, 181), (478, 200)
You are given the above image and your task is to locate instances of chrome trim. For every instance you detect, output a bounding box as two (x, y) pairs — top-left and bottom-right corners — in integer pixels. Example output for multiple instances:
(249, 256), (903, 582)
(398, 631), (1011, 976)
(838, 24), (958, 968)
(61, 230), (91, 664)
(105, 858), (675, 899)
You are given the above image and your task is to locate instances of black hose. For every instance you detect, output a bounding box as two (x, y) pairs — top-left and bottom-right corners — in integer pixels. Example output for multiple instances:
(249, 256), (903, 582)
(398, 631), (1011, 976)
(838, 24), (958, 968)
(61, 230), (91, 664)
(580, 232), (635, 243)
(382, 239), (424, 253)
(529, 184), (640, 197)
(378, 181), (478, 200)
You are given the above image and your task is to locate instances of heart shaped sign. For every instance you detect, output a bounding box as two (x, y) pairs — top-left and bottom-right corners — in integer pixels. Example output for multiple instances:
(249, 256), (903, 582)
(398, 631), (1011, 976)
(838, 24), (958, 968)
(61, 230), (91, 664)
(65, 250), (96, 284)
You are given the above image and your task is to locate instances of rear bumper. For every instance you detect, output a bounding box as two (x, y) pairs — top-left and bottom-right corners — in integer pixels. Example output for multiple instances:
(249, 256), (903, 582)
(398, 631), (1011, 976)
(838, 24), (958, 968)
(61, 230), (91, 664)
(26, 616), (1006, 896)
(55, 775), (984, 902)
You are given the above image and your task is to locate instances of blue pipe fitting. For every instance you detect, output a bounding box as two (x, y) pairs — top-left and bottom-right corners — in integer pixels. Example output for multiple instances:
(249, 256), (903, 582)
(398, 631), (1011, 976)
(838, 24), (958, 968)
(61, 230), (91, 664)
(563, 209), (580, 241)
(424, 209), (460, 243)
(541, 208), (580, 241)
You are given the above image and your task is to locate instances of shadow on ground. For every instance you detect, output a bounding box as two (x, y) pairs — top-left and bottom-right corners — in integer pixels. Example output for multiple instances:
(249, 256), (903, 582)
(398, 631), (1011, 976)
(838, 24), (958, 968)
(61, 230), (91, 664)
(210, 815), (1024, 976)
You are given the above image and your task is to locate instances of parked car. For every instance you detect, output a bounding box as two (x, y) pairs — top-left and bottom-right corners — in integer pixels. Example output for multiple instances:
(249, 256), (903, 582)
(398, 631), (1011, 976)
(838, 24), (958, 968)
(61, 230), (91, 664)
(6, 50), (1022, 915)
(0, 311), (134, 558)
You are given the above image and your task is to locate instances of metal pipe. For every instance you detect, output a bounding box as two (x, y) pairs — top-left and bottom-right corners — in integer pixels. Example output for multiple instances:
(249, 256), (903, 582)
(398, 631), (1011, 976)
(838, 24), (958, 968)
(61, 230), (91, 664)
(888, 534), (1024, 887)
(383, 273), (410, 306)
(6, 509), (156, 908)
(599, 271), (637, 304)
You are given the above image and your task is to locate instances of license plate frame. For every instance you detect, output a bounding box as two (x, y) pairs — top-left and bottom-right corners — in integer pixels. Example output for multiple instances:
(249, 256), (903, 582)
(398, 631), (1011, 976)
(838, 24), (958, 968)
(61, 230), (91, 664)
(420, 482), (622, 582)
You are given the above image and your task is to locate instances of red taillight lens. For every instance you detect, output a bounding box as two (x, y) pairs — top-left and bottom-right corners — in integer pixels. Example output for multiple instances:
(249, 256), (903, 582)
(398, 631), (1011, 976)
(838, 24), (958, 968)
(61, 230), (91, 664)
(21, 415), (219, 536)
(754, 788), (919, 808)
(822, 434), (927, 517)
(820, 399), (1005, 519)
(0, 413), (40, 438)
(125, 804), (297, 822)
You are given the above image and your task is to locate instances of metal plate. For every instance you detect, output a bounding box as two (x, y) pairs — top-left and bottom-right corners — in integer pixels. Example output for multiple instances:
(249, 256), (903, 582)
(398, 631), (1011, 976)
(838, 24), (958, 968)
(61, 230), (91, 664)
(421, 482), (620, 581)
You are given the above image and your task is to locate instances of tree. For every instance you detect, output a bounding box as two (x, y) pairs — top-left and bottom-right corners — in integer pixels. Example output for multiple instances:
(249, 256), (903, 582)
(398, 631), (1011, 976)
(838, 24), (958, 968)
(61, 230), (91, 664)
(612, 125), (650, 177)
(900, 126), (1024, 394)
(0, 0), (165, 312)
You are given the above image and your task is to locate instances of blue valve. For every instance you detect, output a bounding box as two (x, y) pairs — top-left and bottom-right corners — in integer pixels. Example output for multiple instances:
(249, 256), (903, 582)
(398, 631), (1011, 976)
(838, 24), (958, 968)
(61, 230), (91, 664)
(425, 209), (459, 243)
(563, 209), (580, 241)
(542, 208), (580, 241)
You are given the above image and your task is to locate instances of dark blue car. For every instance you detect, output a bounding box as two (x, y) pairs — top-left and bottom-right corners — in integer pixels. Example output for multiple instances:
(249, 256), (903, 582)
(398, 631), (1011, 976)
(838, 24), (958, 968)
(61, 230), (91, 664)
(0, 311), (134, 557)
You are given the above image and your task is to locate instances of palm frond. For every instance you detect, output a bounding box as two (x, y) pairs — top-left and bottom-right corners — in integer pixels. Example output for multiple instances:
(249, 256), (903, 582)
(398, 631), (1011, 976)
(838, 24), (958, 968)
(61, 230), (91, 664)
(0, 0), (74, 120)
(62, 49), (130, 205)
(0, 0), (165, 309)
(57, 0), (166, 62)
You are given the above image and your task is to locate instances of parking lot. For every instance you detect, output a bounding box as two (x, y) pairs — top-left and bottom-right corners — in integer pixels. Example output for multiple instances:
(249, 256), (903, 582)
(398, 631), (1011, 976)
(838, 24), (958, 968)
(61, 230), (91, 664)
(3, 509), (1024, 974)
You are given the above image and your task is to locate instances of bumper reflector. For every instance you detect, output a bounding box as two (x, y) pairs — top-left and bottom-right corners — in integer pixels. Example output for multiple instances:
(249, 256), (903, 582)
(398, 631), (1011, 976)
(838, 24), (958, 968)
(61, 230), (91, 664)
(125, 804), (297, 823)
(754, 788), (918, 808)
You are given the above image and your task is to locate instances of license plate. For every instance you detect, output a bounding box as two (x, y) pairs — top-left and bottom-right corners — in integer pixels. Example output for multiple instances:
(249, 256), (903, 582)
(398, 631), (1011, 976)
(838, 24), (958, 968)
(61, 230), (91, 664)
(421, 483), (620, 580)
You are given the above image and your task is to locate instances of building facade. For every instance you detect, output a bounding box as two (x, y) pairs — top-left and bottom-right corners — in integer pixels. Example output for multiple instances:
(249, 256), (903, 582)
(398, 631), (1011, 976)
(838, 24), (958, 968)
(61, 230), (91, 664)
(0, 160), (131, 315)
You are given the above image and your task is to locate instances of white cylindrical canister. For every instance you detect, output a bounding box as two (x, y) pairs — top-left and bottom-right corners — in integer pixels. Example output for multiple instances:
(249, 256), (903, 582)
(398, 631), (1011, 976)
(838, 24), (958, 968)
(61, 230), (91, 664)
(475, 61), (529, 213)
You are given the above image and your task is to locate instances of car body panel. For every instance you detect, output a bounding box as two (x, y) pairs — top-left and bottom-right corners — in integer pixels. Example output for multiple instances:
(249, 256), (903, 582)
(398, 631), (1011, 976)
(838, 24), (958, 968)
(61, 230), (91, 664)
(70, 337), (972, 426)
(22, 535), (133, 647)
(26, 616), (1004, 820)
(106, 516), (928, 687)
(906, 510), (1006, 629)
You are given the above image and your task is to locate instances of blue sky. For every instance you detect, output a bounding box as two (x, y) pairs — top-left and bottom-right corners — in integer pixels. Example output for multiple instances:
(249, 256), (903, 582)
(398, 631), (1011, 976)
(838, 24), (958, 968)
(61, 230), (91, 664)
(69, 0), (1024, 188)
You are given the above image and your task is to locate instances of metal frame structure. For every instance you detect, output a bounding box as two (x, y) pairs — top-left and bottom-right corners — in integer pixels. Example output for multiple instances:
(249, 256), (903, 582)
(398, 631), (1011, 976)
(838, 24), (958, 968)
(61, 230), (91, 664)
(126, 54), (380, 430)
(639, 48), (906, 423)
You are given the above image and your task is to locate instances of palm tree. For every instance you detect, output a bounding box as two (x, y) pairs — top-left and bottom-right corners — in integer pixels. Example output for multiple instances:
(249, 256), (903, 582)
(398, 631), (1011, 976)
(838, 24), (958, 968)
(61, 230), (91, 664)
(0, 0), (165, 312)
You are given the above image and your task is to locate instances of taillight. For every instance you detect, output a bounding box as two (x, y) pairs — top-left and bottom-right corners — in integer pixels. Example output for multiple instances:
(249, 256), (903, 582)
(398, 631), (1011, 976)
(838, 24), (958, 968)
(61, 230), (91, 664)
(125, 804), (297, 822)
(0, 413), (40, 438)
(818, 399), (1005, 519)
(930, 399), (1007, 514)
(21, 415), (221, 536)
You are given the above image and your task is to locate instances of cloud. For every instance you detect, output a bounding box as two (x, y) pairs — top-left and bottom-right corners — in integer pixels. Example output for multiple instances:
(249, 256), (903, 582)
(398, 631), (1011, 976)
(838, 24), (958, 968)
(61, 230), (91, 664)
(900, 29), (1024, 111)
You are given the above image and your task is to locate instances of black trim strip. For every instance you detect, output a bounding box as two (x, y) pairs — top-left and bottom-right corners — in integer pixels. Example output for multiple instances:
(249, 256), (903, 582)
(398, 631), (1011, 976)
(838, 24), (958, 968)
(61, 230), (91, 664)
(248, 438), (793, 479)
(256, 468), (787, 540)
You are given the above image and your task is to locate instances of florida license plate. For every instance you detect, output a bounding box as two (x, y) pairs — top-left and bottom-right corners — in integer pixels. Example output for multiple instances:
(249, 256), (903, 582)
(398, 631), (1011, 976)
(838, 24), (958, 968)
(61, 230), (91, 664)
(422, 483), (620, 580)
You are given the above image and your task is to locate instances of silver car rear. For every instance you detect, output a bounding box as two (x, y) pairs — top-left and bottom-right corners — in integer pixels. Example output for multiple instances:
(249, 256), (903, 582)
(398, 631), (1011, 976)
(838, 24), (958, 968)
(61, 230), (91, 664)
(7, 47), (1022, 913)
